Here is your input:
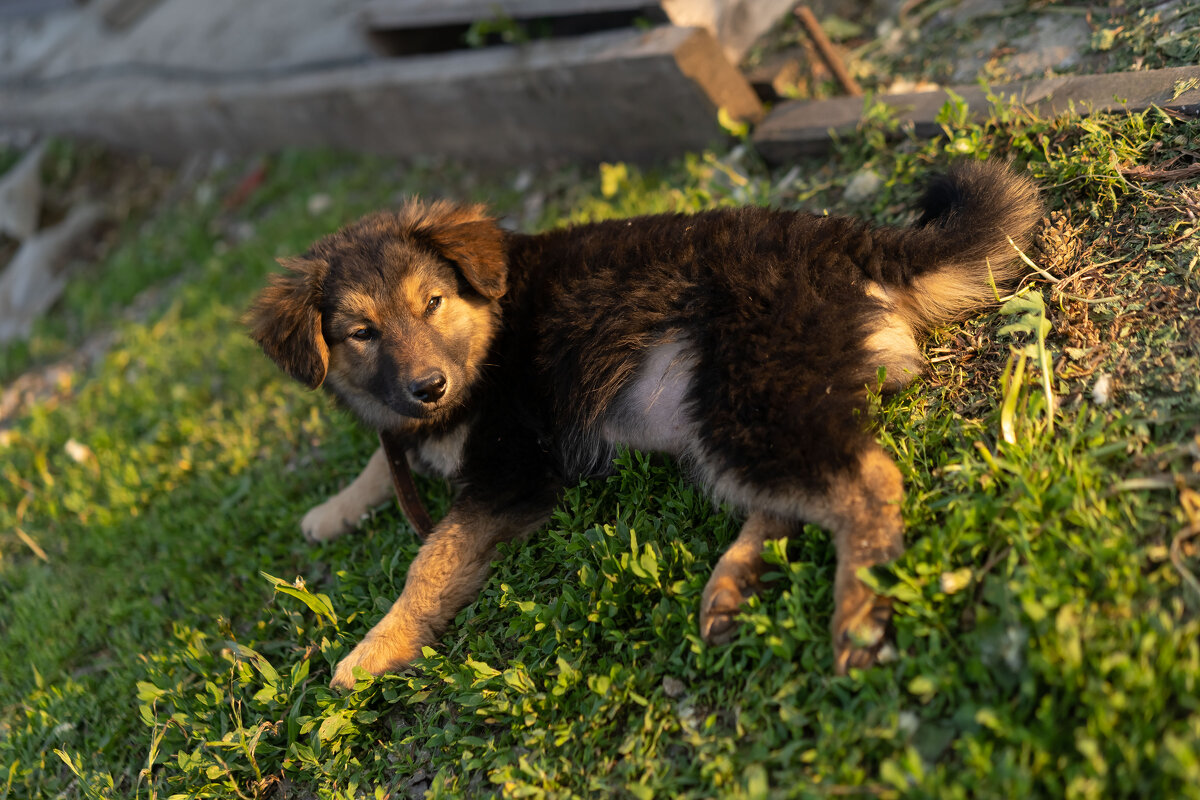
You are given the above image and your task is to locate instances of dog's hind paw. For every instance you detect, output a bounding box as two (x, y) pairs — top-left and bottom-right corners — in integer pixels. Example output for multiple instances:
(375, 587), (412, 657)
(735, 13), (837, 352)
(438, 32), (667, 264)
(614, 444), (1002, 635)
(832, 587), (892, 675)
(700, 572), (762, 646)
(700, 584), (741, 644)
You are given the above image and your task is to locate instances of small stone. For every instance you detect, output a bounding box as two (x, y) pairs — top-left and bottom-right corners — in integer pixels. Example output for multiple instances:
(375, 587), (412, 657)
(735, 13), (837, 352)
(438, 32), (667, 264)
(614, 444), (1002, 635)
(512, 169), (534, 192)
(939, 567), (973, 595)
(64, 438), (94, 464)
(662, 675), (686, 698)
(1092, 373), (1112, 406)
(843, 169), (882, 203)
(306, 193), (332, 216)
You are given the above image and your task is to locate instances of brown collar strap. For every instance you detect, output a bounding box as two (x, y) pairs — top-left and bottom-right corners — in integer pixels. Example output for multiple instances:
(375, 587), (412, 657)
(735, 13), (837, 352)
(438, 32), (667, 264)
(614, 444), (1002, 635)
(378, 430), (434, 540)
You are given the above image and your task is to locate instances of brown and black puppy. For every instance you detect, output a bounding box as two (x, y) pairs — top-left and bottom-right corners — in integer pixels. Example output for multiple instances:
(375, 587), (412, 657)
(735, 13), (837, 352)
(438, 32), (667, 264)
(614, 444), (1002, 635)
(247, 160), (1041, 689)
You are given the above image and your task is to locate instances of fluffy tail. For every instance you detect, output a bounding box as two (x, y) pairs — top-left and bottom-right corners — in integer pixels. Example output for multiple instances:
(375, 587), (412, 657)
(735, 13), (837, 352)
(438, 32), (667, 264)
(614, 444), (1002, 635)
(882, 160), (1043, 332)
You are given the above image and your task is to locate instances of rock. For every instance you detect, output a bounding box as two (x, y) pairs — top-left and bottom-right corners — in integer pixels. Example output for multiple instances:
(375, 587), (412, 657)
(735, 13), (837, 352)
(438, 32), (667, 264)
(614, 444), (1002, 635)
(0, 202), (105, 344)
(64, 438), (95, 464)
(306, 192), (332, 216)
(843, 168), (883, 203)
(1008, 15), (1091, 74)
(0, 141), (47, 241)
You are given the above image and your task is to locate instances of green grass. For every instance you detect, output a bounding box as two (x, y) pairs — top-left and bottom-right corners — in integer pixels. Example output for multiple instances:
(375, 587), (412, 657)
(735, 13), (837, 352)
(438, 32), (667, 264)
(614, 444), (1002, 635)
(2, 100), (1199, 799)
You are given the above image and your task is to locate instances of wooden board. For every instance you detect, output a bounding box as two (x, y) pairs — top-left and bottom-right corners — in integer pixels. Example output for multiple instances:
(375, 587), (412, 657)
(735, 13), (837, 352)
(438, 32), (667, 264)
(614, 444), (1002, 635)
(360, 0), (796, 62)
(360, 0), (658, 30)
(754, 65), (1200, 162)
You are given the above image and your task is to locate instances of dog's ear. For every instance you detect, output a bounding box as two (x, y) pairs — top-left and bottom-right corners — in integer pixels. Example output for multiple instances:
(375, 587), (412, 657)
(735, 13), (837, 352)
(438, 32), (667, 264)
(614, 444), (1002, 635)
(428, 219), (508, 299)
(245, 256), (329, 389)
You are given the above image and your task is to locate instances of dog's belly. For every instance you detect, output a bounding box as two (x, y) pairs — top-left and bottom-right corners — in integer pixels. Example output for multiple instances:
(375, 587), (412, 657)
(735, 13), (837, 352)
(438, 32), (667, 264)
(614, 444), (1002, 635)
(601, 339), (697, 458)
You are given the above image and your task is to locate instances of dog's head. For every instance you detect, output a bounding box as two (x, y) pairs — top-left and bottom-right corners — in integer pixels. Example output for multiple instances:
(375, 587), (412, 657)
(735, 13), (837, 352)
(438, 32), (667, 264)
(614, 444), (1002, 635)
(245, 199), (507, 430)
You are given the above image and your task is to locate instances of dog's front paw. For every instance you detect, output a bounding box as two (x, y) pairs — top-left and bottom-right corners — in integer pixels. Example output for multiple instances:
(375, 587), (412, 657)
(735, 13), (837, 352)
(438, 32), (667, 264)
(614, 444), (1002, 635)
(329, 635), (420, 690)
(831, 580), (892, 675)
(301, 499), (360, 543)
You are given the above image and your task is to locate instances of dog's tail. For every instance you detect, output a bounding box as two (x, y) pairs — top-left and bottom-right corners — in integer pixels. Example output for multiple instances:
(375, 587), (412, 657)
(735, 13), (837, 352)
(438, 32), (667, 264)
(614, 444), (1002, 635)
(877, 160), (1042, 332)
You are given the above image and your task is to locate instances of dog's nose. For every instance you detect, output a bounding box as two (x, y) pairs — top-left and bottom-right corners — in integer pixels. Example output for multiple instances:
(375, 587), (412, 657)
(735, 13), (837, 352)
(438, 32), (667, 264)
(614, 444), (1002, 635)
(409, 371), (447, 403)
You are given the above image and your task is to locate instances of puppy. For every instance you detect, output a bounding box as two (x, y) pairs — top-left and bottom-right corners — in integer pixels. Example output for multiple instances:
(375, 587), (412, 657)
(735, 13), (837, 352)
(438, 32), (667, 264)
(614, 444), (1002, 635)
(246, 160), (1041, 689)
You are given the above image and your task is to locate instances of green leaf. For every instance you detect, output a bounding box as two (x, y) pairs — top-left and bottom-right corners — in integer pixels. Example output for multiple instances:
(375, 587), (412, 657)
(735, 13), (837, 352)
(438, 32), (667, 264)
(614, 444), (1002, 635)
(465, 658), (500, 679)
(225, 642), (281, 687)
(317, 710), (351, 743)
(718, 107), (750, 139)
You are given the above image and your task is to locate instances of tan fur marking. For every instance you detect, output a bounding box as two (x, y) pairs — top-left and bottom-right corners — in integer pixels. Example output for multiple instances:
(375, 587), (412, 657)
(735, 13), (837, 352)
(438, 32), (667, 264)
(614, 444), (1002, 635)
(443, 294), (500, 382)
(396, 270), (428, 317)
(862, 281), (923, 388)
(896, 266), (998, 330)
(334, 289), (381, 325)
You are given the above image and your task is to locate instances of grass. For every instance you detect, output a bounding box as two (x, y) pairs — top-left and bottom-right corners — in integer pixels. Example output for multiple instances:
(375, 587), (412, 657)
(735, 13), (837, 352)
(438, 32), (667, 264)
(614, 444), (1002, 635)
(2, 98), (1199, 799)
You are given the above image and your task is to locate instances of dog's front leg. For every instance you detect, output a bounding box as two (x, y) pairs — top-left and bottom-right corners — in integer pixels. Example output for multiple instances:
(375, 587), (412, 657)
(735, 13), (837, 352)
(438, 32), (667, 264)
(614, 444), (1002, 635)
(301, 447), (393, 543)
(330, 498), (551, 689)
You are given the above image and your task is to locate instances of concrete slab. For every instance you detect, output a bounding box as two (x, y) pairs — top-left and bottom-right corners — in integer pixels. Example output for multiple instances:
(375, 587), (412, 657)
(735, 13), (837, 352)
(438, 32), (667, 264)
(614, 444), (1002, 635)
(0, 0), (777, 166)
(2, 0), (373, 78)
(754, 65), (1200, 161)
(0, 25), (761, 165)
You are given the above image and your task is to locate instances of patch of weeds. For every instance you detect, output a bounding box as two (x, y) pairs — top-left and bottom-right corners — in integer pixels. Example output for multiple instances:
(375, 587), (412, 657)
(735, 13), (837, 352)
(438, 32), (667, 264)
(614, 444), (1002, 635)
(3, 102), (1200, 799)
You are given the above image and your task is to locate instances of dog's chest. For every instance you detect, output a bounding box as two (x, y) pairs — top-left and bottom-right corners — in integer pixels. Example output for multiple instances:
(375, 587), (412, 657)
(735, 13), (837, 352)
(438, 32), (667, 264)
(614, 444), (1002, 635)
(601, 340), (697, 458)
(409, 424), (469, 478)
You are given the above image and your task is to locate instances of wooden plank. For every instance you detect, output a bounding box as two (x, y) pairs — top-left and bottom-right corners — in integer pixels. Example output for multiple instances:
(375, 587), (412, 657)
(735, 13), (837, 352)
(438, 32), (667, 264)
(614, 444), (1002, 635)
(360, 0), (657, 30)
(0, 26), (762, 166)
(754, 65), (1200, 162)
(361, 0), (796, 62)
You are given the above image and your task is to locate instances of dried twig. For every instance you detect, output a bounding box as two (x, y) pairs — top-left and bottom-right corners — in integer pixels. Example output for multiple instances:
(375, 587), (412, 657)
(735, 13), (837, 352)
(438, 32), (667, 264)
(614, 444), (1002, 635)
(1120, 163), (1200, 183)
(794, 6), (862, 97)
(1171, 524), (1200, 602)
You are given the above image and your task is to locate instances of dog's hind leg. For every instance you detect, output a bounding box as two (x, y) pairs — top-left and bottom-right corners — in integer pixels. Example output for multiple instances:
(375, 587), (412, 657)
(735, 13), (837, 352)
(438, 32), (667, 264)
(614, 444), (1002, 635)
(301, 446), (393, 543)
(700, 444), (905, 674)
(822, 445), (905, 674)
(700, 512), (798, 644)
(330, 497), (551, 689)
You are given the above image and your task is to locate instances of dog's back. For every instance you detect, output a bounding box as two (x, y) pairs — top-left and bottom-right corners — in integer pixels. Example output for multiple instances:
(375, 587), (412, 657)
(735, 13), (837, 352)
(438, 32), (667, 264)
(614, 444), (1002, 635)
(498, 159), (1040, 480)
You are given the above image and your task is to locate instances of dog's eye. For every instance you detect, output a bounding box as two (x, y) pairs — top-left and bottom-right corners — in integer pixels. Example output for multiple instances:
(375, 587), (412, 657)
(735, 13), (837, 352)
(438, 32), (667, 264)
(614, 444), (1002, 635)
(348, 327), (374, 342)
(425, 295), (443, 314)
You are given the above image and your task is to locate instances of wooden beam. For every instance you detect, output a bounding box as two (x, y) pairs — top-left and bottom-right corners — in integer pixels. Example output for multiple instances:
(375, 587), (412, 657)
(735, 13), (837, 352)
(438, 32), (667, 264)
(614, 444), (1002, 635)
(360, 0), (797, 62)
(754, 65), (1200, 162)
(360, 0), (659, 30)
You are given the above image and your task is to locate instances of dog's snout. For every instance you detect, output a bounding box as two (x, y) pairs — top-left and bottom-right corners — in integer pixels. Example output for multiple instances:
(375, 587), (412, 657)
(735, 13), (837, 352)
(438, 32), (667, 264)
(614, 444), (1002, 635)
(409, 371), (447, 403)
